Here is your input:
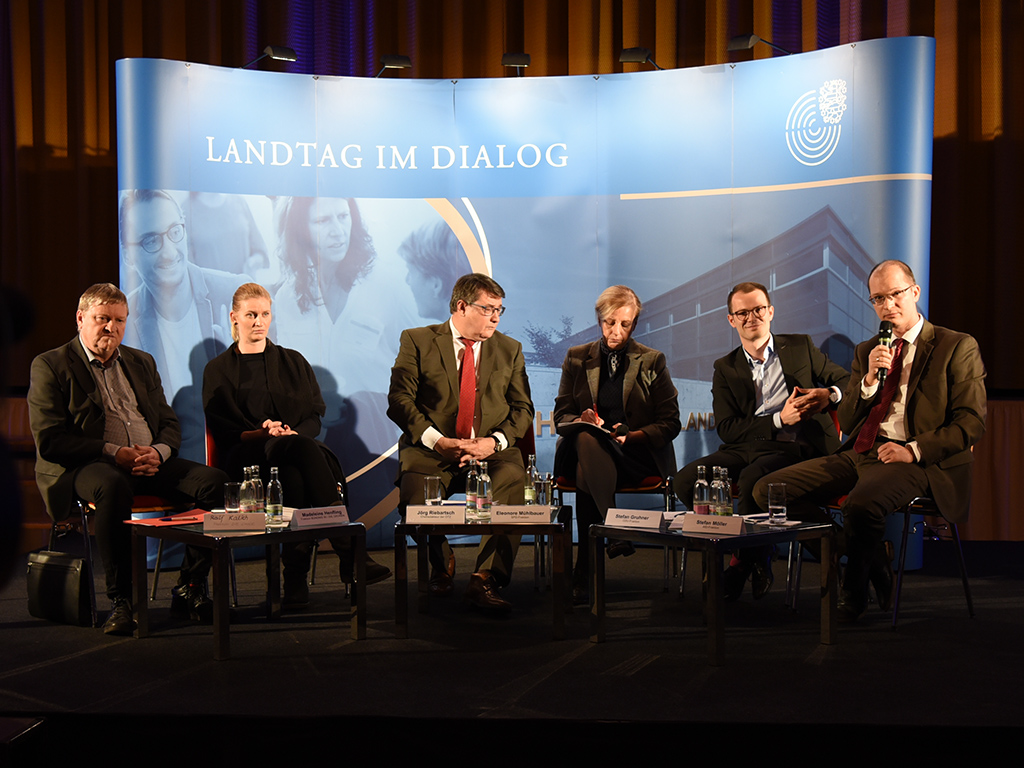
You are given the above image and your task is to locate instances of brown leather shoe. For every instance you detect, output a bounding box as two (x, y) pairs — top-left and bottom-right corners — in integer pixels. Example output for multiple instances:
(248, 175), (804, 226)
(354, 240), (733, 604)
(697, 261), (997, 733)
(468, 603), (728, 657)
(429, 552), (456, 596)
(465, 571), (512, 614)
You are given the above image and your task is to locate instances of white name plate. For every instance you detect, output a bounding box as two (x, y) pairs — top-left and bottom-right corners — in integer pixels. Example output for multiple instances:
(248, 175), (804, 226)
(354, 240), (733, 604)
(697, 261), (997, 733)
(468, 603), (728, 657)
(407, 505), (466, 524)
(290, 506), (350, 529)
(204, 511), (264, 531)
(491, 505), (556, 524)
(606, 508), (666, 529)
(674, 512), (744, 536)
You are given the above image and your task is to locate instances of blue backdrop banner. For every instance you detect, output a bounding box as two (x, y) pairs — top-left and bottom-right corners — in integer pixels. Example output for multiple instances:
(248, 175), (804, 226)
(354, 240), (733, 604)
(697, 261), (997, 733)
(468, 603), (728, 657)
(116, 37), (935, 543)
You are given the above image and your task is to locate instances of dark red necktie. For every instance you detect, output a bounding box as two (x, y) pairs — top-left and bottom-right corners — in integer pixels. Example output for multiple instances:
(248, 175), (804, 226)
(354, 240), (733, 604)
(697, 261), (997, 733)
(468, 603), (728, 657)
(854, 338), (905, 453)
(456, 339), (476, 439)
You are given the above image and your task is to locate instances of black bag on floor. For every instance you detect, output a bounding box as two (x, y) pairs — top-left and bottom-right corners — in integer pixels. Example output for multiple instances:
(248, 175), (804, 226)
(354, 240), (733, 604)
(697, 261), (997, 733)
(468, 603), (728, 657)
(26, 550), (91, 626)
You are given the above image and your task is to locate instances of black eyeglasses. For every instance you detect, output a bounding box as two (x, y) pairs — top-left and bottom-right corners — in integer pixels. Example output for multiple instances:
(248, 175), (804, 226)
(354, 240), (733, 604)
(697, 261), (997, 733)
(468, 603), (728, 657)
(729, 305), (768, 321)
(125, 222), (186, 254)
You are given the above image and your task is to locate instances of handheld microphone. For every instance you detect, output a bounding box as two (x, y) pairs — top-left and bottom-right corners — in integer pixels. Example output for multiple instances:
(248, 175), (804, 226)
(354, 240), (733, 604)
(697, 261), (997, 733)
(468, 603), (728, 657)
(612, 424), (629, 438)
(876, 320), (894, 384)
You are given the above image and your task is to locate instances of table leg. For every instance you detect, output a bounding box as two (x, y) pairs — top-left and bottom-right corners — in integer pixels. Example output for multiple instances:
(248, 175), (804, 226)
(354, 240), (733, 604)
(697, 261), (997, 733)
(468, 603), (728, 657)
(820, 533), (836, 644)
(589, 532), (606, 643)
(212, 539), (230, 661)
(706, 547), (724, 666)
(416, 531), (430, 615)
(132, 529), (149, 639)
(395, 525), (408, 639)
(352, 529), (366, 640)
(266, 542), (281, 620)
(550, 526), (565, 640)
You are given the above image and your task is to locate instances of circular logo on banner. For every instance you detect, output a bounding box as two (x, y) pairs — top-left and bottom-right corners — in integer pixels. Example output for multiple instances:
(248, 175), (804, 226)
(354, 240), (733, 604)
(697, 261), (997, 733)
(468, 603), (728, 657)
(786, 79), (848, 167)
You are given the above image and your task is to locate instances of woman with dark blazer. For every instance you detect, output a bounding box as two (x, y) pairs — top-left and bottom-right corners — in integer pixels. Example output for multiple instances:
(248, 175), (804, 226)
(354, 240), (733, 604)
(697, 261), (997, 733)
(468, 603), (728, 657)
(203, 283), (390, 607)
(553, 285), (681, 602)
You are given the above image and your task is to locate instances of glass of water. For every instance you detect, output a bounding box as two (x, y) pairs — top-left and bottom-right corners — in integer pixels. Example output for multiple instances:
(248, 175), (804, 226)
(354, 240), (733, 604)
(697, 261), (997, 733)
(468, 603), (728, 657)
(423, 476), (442, 506)
(767, 483), (787, 524)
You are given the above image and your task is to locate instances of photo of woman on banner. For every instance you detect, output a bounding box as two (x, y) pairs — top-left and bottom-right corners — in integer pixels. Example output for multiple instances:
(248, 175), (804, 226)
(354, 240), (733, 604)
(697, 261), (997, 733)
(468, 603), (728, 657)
(399, 220), (472, 322)
(553, 285), (681, 603)
(203, 282), (391, 604)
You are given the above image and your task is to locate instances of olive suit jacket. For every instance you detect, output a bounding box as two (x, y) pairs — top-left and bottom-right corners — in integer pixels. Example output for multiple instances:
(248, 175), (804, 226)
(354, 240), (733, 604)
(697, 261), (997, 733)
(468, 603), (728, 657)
(837, 320), (986, 523)
(386, 321), (534, 477)
(28, 338), (181, 522)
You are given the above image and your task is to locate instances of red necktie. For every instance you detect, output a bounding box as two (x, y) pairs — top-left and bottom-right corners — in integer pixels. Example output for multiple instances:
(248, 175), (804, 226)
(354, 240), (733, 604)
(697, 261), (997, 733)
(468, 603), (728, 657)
(456, 339), (476, 439)
(854, 338), (905, 453)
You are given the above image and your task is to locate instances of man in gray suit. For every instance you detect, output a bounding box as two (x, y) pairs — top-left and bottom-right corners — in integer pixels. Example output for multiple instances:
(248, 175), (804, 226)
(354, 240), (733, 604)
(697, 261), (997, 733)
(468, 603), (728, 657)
(388, 273), (534, 613)
(754, 260), (986, 622)
(28, 283), (227, 635)
(675, 281), (849, 599)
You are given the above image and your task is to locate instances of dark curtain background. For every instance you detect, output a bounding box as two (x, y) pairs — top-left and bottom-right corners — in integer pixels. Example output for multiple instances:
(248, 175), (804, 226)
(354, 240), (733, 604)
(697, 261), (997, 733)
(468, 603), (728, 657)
(3, 0), (1022, 539)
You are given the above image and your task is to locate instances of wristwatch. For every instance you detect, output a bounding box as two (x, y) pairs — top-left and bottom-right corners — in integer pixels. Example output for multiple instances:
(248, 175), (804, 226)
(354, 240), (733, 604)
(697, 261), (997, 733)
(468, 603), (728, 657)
(490, 434), (501, 452)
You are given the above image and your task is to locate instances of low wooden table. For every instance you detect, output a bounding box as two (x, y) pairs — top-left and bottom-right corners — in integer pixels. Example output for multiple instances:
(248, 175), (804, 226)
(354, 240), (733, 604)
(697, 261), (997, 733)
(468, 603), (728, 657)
(131, 521), (367, 660)
(590, 519), (837, 665)
(394, 519), (571, 639)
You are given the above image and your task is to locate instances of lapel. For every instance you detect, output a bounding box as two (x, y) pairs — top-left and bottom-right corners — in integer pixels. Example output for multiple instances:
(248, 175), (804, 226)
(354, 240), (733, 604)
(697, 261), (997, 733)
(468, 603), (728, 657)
(477, 333), (495, 396)
(264, 339), (282, 415)
(775, 335), (796, 389)
(905, 319), (934, 400)
(621, 339), (641, 409)
(67, 338), (103, 410)
(726, 345), (756, 407)
(434, 322), (460, 397)
(584, 342), (601, 405)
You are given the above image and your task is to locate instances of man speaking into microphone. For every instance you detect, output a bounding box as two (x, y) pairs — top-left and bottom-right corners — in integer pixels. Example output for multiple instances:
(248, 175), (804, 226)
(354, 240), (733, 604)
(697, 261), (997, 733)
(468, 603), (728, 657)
(753, 260), (987, 623)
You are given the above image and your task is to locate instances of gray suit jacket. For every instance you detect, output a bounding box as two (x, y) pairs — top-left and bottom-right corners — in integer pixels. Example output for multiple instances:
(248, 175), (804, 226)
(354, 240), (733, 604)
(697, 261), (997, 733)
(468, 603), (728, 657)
(553, 339), (681, 480)
(28, 338), (181, 521)
(839, 320), (986, 522)
(386, 321), (534, 476)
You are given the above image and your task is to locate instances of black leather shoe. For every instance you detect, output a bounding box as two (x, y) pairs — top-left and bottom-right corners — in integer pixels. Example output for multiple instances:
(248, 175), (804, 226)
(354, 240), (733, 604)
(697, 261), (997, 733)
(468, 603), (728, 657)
(751, 554), (774, 600)
(837, 589), (868, 624)
(338, 551), (392, 585)
(723, 563), (750, 602)
(606, 539), (636, 559)
(429, 552), (456, 596)
(170, 582), (213, 623)
(869, 540), (896, 612)
(103, 598), (136, 636)
(465, 571), (512, 614)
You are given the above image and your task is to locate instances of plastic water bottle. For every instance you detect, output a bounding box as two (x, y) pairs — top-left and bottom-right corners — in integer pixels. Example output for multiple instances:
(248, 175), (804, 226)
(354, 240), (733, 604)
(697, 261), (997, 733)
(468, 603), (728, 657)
(266, 467), (284, 526)
(249, 465), (264, 515)
(465, 460), (480, 520)
(692, 465), (710, 514)
(240, 466), (254, 514)
(478, 461), (492, 521)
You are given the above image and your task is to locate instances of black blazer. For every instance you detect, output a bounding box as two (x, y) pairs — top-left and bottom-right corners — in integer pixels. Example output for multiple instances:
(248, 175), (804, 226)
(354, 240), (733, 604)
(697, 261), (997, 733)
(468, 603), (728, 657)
(712, 334), (850, 458)
(28, 338), (181, 521)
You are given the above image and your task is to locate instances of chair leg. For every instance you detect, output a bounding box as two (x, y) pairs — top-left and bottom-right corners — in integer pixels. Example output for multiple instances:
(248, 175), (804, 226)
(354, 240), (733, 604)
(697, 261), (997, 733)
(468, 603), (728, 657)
(678, 547), (687, 596)
(78, 511), (99, 628)
(949, 522), (975, 618)
(891, 511), (913, 630)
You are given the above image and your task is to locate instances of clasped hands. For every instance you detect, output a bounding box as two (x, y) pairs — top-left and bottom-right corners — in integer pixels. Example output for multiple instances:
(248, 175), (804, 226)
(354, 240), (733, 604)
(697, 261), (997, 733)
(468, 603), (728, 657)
(115, 444), (162, 476)
(435, 436), (497, 466)
(261, 419), (297, 437)
(778, 387), (832, 427)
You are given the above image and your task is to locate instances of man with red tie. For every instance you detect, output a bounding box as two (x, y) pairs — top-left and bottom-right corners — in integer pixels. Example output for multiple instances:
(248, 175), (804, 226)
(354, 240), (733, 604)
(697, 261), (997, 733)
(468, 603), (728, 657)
(753, 260), (986, 623)
(387, 273), (534, 612)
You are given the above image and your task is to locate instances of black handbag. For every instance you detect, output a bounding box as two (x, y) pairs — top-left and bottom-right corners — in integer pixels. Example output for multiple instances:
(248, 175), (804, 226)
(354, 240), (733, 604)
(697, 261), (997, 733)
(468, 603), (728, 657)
(26, 550), (92, 626)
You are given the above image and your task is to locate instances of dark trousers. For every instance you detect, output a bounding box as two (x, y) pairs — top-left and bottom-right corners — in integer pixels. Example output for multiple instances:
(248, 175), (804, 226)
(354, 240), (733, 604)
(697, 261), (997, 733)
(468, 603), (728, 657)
(752, 446), (930, 596)
(399, 450), (525, 587)
(73, 457), (227, 601)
